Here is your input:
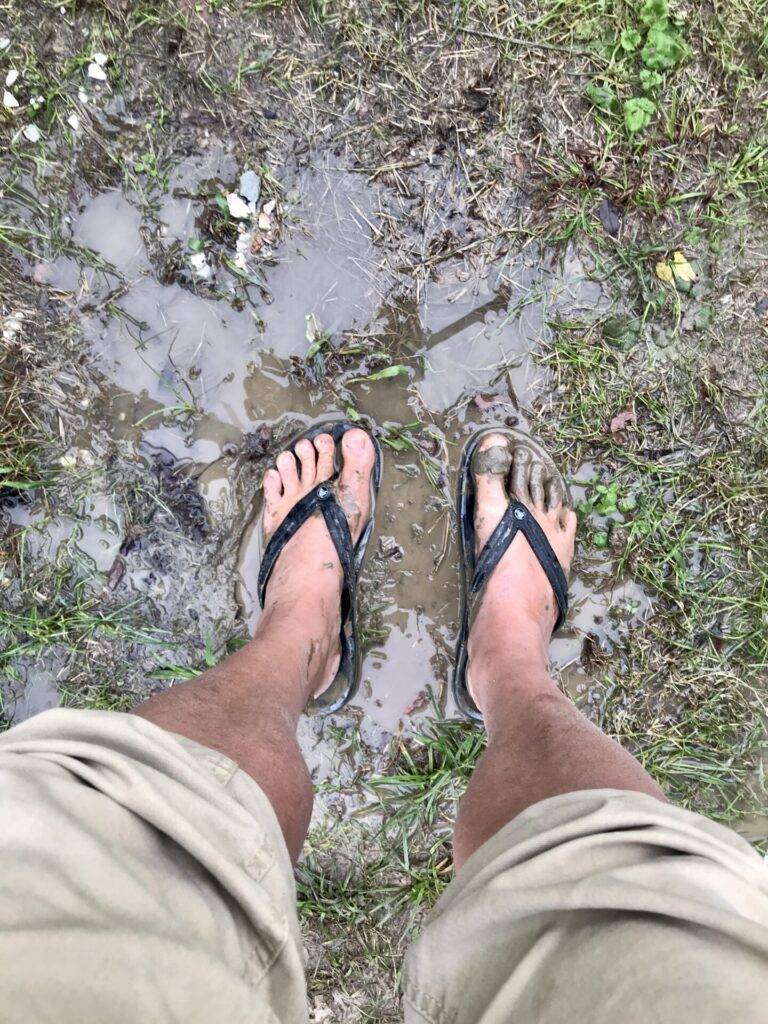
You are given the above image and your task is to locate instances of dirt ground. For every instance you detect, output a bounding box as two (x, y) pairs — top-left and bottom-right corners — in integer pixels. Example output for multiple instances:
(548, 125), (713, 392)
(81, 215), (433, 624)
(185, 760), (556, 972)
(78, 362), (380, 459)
(1, 0), (767, 1018)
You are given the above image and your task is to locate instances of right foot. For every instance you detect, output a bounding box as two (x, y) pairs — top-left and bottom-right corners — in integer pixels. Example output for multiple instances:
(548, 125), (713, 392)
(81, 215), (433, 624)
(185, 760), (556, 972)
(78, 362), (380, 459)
(259, 428), (375, 697)
(467, 433), (577, 712)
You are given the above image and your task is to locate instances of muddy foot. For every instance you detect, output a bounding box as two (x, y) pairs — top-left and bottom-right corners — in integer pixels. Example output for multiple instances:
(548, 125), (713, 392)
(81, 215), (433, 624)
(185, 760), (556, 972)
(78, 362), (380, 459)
(261, 428), (375, 695)
(467, 433), (577, 711)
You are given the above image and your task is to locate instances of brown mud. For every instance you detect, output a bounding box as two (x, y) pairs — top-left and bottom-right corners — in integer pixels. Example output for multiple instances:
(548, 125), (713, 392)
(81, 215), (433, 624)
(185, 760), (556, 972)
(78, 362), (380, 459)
(4, 151), (647, 777)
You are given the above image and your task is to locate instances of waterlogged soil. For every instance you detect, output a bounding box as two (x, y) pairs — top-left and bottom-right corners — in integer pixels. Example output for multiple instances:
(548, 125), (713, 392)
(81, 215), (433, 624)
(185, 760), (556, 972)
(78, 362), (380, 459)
(5, 148), (650, 778)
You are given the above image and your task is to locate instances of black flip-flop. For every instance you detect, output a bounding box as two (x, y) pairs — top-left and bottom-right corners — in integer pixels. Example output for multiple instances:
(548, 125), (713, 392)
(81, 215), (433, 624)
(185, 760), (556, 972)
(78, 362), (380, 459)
(257, 418), (382, 715)
(453, 427), (571, 723)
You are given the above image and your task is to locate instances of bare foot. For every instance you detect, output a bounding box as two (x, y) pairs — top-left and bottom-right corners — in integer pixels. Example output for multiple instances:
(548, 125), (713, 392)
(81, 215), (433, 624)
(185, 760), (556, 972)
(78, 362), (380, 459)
(260, 428), (375, 696)
(467, 433), (577, 712)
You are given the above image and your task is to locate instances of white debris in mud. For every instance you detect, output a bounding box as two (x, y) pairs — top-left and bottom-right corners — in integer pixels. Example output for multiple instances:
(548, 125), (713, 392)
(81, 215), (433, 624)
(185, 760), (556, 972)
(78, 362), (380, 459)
(0, 37), (9, 52)
(225, 172), (281, 272)
(189, 251), (213, 281)
(233, 228), (253, 271)
(2, 312), (23, 341)
(3, 90), (18, 109)
(67, 112), (80, 132)
(5, 69), (18, 87)
(226, 192), (253, 220)
(92, 52), (108, 66)
(77, 88), (88, 103)
(30, 95), (44, 109)
(22, 124), (42, 142)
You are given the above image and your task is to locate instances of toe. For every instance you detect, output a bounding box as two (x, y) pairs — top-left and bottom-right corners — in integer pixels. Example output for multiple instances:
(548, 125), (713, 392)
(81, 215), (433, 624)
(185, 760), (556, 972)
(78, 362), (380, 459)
(263, 468), (283, 504)
(545, 475), (563, 514)
(559, 506), (577, 534)
(276, 450), (300, 497)
(340, 427), (375, 474)
(475, 464), (507, 510)
(512, 447), (531, 504)
(295, 438), (317, 489)
(529, 462), (545, 510)
(337, 429), (375, 539)
(473, 435), (510, 548)
(314, 433), (335, 481)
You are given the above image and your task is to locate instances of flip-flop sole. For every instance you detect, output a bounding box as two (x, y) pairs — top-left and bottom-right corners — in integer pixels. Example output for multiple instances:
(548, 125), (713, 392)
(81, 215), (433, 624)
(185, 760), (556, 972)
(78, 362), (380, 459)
(453, 426), (571, 723)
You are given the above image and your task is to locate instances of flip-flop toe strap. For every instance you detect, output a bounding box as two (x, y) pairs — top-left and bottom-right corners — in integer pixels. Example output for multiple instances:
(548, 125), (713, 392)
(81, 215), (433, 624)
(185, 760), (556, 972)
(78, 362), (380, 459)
(257, 483), (355, 610)
(470, 500), (568, 630)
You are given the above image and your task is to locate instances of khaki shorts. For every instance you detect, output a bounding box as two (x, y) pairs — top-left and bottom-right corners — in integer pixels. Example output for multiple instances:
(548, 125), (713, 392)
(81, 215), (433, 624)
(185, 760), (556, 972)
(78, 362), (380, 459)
(0, 709), (767, 1023)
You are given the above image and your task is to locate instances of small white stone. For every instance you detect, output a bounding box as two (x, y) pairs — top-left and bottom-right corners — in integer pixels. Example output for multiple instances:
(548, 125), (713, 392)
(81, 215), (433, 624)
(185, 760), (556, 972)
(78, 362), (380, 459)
(0, 37), (10, 51)
(226, 192), (253, 220)
(3, 90), (18, 109)
(92, 51), (108, 66)
(77, 87), (88, 103)
(23, 124), (41, 142)
(87, 62), (107, 81)
(30, 95), (44, 109)
(5, 69), (18, 87)
(67, 112), (80, 131)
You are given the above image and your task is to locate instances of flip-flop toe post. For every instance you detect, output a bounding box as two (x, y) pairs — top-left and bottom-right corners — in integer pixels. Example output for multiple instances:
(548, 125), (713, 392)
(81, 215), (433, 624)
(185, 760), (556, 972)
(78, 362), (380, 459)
(257, 419), (382, 715)
(452, 427), (571, 724)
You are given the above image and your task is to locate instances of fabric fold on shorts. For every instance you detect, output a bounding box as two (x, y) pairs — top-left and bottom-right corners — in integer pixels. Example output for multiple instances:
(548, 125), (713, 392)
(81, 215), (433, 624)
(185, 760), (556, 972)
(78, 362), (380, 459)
(404, 788), (768, 1024)
(0, 708), (307, 1023)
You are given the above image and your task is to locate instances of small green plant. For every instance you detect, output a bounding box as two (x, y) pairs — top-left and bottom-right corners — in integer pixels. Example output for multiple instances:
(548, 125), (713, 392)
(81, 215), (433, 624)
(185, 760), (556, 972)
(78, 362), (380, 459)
(577, 478), (638, 548)
(624, 96), (655, 134)
(585, 0), (689, 137)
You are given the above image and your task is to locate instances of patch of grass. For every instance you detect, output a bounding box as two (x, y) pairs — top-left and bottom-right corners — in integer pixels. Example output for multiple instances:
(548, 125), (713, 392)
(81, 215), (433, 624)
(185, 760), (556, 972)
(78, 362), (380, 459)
(368, 715), (486, 841)
(0, 542), (162, 676)
(59, 680), (134, 713)
(536, 296), (768, 822)
(0, 331), (52, 496)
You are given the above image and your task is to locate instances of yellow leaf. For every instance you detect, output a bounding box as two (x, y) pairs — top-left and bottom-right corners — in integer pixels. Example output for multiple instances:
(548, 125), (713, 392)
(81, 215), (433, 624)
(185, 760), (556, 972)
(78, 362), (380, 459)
(671, 250), (696, 283)
(655, 261), (674, 284)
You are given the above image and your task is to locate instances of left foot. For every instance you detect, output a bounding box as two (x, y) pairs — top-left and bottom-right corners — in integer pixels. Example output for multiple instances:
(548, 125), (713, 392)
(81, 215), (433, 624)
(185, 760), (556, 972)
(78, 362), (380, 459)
(259, 428), (375, 696)
(466, 433), (577, 711)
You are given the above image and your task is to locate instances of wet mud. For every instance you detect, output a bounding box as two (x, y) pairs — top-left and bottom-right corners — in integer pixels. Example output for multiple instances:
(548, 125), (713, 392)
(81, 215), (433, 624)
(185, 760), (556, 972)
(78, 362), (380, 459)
(5, 150), (648, 771)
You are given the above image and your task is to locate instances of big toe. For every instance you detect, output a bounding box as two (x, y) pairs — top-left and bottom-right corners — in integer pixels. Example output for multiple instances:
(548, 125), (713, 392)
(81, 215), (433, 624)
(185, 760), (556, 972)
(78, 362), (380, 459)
(337, 428), (375, 540)
(473, 433), (513, 550)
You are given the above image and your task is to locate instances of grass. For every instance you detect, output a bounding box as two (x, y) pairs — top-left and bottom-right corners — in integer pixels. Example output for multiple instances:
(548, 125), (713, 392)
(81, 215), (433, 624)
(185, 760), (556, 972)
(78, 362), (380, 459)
(368, 715), (486, 843)
(1, 0), (767, 1018)
(0, 326), (52, 496)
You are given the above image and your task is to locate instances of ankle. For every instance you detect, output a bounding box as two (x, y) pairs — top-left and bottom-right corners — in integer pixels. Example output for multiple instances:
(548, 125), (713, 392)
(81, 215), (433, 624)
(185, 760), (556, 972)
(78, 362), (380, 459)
(468, 607), (555, 710)
(254, 603), (339, 692)
(469, 602), (551, 665)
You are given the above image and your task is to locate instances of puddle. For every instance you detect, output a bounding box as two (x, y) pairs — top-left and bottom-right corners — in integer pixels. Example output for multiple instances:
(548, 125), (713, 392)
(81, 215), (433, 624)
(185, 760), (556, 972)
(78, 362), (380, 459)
(7, 669), (60, 726)
(9, 149), (646, 770)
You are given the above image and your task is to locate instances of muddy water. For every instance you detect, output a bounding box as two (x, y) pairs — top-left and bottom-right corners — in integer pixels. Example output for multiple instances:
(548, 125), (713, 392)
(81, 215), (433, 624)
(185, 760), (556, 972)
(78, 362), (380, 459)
(13, 153), (648, 762)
